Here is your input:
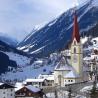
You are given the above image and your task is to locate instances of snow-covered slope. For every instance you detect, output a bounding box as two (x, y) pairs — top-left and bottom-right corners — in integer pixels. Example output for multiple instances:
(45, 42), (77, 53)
(0, 51), (60, 81)
(5, 52), (30, 67)
(1, 63), (54, 81)
(18, 0), (98, 57)
(91, 0), (98, 7)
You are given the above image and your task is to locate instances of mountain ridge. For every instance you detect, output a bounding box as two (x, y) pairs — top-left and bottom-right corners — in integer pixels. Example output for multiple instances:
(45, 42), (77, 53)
(0, 32), (18, 47)
(18, 0), (98, 58)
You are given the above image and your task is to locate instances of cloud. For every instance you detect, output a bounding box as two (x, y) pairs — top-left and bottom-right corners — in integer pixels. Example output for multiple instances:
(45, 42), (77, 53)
(0, 0), (86, 41)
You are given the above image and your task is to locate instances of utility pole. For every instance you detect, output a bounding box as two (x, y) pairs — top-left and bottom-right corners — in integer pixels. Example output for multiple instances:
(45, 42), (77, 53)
(54, 89), (58, 98)
(68, 87), (72, 98)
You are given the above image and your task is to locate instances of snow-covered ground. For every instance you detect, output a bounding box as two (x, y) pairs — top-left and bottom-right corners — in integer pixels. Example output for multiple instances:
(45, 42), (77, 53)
(0, 50), (59, 81)
(5, 52), (30, 67)
(1, 63), (54, 81)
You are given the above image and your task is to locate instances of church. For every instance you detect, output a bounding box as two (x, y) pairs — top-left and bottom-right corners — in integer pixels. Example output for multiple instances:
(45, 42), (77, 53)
(23, 12), (89, 88)
(54, 12), (88, 87)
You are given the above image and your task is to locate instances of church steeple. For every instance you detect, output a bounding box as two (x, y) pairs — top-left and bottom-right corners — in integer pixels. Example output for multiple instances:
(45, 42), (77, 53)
(72, 12), (80, 43)
(71, 11), (83, 77)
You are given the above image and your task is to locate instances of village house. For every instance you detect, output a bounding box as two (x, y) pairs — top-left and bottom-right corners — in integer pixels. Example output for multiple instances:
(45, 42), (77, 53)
(24, 73), (54, 88)
(0, 83), (15, 98)
(38, 74), (54, 86)
(15, 85), (44, 98)
(25, 78), (48, 88)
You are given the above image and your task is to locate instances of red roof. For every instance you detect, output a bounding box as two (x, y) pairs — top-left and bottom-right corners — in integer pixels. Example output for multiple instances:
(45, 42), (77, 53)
(72, 12), (80, 42)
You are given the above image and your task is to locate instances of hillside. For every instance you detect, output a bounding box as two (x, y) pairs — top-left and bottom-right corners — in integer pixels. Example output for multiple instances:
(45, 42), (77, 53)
(18, 0), (98, 58)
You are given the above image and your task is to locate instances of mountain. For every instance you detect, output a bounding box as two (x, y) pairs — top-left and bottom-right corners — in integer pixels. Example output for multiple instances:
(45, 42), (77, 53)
(0, 39), (29, 56)
(0, 33), (18, 47)
(2, 36), (98, 81)
(0, 39), (31, 74)
(0, 51), (17, 74)
(18, 0), (98, 58)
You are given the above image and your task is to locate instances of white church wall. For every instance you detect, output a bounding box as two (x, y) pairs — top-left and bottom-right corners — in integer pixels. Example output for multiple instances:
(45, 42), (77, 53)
(54, 70), (70, 86)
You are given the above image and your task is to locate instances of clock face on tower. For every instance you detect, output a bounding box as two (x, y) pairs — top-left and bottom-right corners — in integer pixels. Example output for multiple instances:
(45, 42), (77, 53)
(73, 55), (78, 63)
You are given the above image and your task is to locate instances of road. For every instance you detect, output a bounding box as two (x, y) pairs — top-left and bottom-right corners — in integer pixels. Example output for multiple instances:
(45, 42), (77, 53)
(43, 81), (94, 97)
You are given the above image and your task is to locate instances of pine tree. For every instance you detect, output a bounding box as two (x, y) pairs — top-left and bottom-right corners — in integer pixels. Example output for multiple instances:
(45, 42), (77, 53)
(90, 81), (98, 98)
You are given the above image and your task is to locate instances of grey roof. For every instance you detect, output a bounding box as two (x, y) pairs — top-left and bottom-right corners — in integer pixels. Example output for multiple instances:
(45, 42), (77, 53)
(55, 56), (72, 71)
(64, 70), (79, 78)
(0, 83), (15, 89)
(26, 85), (41, 93)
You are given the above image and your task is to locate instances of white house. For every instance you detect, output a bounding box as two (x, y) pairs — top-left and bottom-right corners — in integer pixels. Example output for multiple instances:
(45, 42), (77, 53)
(38, 74), (54, 86)
(25, 78), (48, 88)
(0, 83), (15, 98)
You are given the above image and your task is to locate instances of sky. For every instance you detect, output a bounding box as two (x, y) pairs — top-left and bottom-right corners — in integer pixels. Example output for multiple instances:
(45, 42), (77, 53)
(0, 0), (86, 41)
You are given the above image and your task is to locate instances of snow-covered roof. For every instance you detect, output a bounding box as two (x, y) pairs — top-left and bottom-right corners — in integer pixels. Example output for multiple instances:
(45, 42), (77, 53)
(38, 74), (52, 77)
(64, 70), (79, 78)
(46, 76), (54, 81)
(0, 83), (3, 86)
(81, 37), (88, 44)
(38, 73), (54, 81)
(26, 85), (40, 93)
(25, 78), (45, 83)
(0, 83), (15, 89)
(15, 82), (24, 91)
(34, 60), (43, 64)
(83, 56), (94, 61)
(55, 57), (72, 71)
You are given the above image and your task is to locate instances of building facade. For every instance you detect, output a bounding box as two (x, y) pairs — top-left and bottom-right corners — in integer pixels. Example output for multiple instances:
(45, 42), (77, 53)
(0, 83), (15, 98)
(15, 85), (44, 98)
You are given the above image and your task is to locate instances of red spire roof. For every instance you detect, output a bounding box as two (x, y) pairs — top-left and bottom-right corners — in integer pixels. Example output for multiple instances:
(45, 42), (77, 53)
(72, 12), (80, 42)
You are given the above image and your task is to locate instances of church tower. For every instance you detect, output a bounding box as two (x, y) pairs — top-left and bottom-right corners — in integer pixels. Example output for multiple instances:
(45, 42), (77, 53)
(71, 12), (83, 78)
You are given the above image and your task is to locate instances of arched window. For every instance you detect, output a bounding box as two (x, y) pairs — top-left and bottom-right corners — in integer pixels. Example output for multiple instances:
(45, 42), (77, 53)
(74, 48), (76, 53)
(74, 41), (76, 45)
(58, 75), (61, 86)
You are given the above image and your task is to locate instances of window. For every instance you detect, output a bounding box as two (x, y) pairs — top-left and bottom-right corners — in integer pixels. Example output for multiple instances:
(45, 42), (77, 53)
(58, 75), (61, 85)
(68, 80), (70, 82)
(74, 48), (76, 53)
(24, 88), (26, 91)
(74, 41), (76, 45)
(29, 93), (31, 96)
(71, 80), (73, 82)
(11, 89), (13, 92)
